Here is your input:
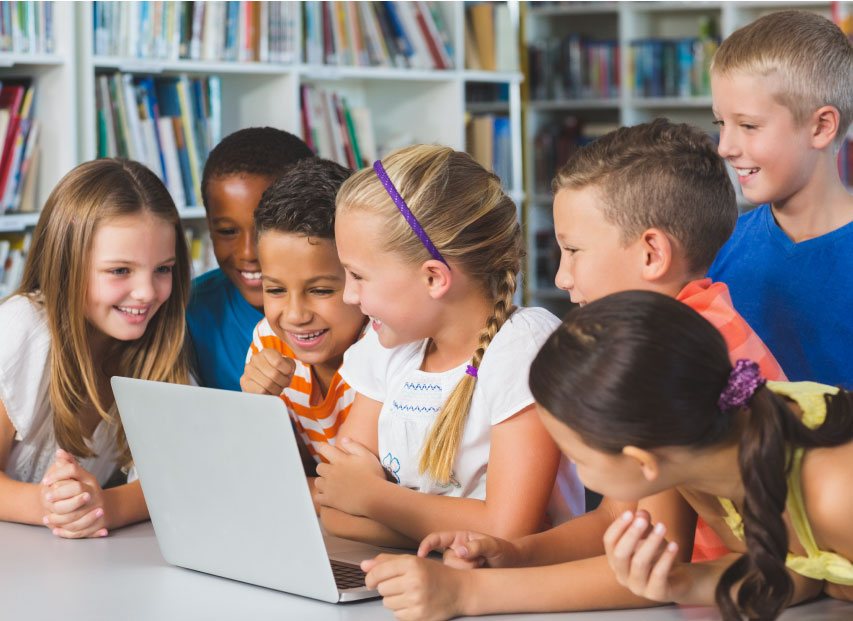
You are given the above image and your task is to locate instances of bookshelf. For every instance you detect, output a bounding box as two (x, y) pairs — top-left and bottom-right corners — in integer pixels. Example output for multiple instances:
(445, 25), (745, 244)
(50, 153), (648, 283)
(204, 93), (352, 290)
(0, 1), (523, 291)
(521, 0), (837, 315)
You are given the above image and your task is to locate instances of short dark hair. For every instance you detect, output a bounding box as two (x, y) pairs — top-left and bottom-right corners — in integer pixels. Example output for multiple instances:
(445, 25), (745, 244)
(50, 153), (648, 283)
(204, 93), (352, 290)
(201, 127), (314, 208)
(552, 118), (737, 275)
(254, 158), (352, 241)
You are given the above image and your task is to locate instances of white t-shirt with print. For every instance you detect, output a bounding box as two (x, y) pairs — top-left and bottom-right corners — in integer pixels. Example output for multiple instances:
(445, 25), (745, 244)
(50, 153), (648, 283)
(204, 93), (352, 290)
(340, 306), (584, 521)
(0, 294), (133, 485)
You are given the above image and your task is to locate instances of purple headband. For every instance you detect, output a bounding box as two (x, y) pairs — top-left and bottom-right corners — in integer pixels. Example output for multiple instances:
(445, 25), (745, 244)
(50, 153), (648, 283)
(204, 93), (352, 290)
(373, 160), (450, 269)
(718, 359), (766, 412)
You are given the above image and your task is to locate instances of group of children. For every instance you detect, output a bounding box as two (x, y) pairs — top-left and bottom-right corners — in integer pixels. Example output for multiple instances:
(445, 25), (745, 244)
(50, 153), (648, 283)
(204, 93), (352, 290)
(0, 10), (851, 620)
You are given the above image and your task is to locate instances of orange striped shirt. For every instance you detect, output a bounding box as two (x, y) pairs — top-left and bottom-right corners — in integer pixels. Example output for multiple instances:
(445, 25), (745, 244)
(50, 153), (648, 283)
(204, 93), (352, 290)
(677, 278), (787, 562)
(246, 319), (355, 463)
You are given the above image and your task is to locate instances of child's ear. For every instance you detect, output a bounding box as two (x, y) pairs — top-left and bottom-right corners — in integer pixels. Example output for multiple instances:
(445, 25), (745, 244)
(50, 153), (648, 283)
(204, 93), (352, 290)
(811, 105), (840, 150)
(422, 259), (452, 299)
(622, 445), (661, 482)
(639, 228), (673, 282)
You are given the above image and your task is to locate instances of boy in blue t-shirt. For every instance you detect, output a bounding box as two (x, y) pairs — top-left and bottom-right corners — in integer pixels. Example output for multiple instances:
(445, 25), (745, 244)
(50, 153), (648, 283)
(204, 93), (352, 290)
(187, 127), (314, 390)
(708, 11), (853, 388)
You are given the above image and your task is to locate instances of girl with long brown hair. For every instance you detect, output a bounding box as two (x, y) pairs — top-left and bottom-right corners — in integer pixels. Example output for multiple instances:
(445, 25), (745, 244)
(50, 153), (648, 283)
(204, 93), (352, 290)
(0, 159), (191, 538)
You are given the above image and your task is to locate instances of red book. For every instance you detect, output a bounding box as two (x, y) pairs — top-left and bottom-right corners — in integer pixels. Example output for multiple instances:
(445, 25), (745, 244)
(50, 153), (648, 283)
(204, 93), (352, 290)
(0, 84), (27, 203)
(412, 3), (446, 69)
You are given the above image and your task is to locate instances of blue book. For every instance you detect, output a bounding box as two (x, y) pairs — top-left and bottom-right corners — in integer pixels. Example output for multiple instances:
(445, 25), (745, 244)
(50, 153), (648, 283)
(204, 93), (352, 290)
(136, 76), (168, 185)
(155, 78), (195, 205)
(382, 2), (413, 66)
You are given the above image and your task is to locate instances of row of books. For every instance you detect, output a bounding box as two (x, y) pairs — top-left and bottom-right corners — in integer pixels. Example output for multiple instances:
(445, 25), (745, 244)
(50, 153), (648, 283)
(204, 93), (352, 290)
(95, 73), (222, 208)
(300, 85), (377, 170)
(528, 37), (620, 102)
(92, 1), (297, 63)
(0, 1), (54, 54)
(184, 225), (217, 278)
(466, 114), (512, 191)
(0, 229), (30, 299)
(465, 2), (517, 72)
(627, 36), (719, 99)
(0, 80), (39, 214)
(531, 118), (619, 193)
(304, 1), (453, 70)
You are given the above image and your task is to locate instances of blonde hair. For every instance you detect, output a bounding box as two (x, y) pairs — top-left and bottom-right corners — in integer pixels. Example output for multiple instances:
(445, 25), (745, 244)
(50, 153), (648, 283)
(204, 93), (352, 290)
(15, 159), (191, 468)
(336, 145), (523, 483)
(711, 10), (853, 146)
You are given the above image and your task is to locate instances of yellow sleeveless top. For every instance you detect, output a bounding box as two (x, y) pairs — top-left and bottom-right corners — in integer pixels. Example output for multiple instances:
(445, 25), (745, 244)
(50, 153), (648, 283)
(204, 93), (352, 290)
(717, 381), (853, 585)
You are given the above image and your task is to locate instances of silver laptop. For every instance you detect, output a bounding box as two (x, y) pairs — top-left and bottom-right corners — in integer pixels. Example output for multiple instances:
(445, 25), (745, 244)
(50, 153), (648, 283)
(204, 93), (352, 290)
(112, 376), (392, 603)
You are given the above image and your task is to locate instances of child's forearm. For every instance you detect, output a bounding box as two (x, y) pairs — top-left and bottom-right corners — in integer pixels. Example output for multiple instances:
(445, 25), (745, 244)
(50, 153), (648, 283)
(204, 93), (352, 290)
(461, 556), (666, 615)
(0, 474), (45, 525)
(319, 506), (418, 549)
(103, 480), (148, 530)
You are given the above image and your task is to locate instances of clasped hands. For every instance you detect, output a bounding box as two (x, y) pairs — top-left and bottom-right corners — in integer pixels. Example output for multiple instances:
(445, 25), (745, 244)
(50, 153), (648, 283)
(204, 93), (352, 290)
(40, 449), (109, 539)
(314, 438), (388, 517)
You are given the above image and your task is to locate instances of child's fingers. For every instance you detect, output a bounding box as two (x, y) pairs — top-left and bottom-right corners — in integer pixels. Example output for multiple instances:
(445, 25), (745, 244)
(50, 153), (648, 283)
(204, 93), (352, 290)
(625, 521), (670, 596)
(316, 442), (343, 463)
(47, 491), (91, 515)
(45, 479), (84, 502)
(605, 512), (649, 584)
(337, 437), (373, 457)
(55, 448), (78, 463)
(363, 554), (411, 590)
(49, 506), (106, 537)
(417, 531), (458, 556)
(647, 541), (680, 602)
(41, 460), (82, 486)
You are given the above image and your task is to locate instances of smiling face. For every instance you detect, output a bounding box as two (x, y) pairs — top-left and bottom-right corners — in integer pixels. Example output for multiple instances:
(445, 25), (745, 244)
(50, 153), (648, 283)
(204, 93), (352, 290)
(552, 187), (650, 306)
(205, 173), (276, 310)
(85, 212), (176, 345)
(334, 209), (434, 348)
(711, 71), (817, 207)
(258, 230), (366, 376)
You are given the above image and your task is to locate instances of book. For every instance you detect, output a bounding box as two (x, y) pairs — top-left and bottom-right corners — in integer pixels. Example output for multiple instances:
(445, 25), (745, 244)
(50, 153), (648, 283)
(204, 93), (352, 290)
(0, 83), (28, 207)
(469, 3), (496, 71)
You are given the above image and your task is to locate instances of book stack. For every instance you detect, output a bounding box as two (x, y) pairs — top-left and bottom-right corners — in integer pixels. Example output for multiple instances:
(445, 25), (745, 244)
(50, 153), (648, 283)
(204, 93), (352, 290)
(303, 1), (453, 69)
(628, 19), (719, 98)
(93, 1), (297, 63)
(465, 2), (516, 72)
(466, 114), (512, 190)
(0, 80), (39, 214)
(95, 73), (222, 208)
(528, 36), (620, 101)
(300, 84), (377, 170)
(532, 118), (619, 193)
(0, 1), (54, 54)
(0, 229), (32, 298)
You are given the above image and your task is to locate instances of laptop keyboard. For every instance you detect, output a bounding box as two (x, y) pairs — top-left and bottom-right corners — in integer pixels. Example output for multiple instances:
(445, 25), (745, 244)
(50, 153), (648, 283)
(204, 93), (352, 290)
(331, 560), (367, 590)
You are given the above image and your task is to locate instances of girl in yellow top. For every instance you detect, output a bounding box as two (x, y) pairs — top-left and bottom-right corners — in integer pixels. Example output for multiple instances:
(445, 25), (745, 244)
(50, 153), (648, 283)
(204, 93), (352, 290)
(529, 291), (853, 620)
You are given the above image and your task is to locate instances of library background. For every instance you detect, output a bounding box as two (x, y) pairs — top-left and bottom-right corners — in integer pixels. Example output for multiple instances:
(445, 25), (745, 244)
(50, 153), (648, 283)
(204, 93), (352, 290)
(0, 1), (850, 316)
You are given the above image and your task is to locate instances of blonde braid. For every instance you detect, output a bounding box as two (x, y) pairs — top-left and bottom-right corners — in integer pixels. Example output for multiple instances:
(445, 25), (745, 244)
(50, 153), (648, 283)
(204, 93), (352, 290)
(419, 269), (517, 482)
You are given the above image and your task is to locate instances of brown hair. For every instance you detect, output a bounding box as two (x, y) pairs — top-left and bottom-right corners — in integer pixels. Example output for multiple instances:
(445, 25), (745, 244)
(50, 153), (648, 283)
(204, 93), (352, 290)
(336, 145), (523, 483)
(552, 118), (737, 275)
(711, 10), (853, 147)
(16, 159), (192, 468)
(530, 290), (853, 620)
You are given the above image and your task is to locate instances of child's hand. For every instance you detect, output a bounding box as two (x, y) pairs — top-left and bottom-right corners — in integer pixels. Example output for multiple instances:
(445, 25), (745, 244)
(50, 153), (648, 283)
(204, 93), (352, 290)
(314, 438), (385, 517)
(603, 509), (689, 603)
(418, 530), (518, 570)
(361, 553), (470, 621)
(40, 449), (109, 538)
(240, 348), (296, 395)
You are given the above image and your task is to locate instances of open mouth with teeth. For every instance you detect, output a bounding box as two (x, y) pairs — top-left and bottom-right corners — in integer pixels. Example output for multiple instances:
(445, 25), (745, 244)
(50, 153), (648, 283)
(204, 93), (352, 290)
(288, 329), (329, 347)
(239, 270), (262, 285)
(115, 305), (150, 323)
(734, 167), (760, 178)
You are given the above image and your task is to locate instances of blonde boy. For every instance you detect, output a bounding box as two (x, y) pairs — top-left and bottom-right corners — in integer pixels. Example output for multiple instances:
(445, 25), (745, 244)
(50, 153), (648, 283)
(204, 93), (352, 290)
(361, 119), (786, 618)
(708, 10), (853, 389)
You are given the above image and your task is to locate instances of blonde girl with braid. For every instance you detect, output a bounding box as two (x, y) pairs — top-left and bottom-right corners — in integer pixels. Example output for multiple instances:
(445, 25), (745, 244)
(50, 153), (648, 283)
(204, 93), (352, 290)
(313, 145), (583, 550)
(0, 159), (191, 539)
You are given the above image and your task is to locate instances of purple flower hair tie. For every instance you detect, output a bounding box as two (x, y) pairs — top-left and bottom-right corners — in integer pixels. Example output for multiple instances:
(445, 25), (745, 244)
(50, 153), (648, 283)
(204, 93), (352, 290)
(718, 359), (766, 413)
(466, 365), (478, 378)
(373, 160), (450, 269)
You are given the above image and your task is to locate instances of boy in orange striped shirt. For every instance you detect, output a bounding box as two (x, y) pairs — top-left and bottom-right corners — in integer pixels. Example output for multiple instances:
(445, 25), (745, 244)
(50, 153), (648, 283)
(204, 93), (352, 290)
(240, 158), (366, 471)
(358, 120), (788, 619)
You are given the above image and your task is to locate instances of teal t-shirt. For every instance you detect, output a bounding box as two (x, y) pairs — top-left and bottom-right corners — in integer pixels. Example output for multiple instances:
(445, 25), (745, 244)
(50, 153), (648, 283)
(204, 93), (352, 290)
(186, 268), (263, 391)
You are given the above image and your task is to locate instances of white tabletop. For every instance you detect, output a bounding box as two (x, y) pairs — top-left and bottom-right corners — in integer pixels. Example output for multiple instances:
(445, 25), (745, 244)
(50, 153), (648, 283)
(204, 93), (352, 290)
(3, 520), (852, 620)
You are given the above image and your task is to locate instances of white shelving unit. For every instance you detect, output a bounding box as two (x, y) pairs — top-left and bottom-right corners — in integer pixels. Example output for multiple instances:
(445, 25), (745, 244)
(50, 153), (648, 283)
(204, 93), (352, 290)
(522, 0), (834, 314)
(0, 0), (524, 279)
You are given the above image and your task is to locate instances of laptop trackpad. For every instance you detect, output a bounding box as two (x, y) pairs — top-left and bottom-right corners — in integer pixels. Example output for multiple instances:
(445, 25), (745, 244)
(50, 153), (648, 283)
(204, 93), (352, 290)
(324, 534), (410, 565)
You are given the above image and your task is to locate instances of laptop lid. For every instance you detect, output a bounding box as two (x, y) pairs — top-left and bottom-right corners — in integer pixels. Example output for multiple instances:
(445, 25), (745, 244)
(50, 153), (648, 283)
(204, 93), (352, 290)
(112, 377), (357, 603)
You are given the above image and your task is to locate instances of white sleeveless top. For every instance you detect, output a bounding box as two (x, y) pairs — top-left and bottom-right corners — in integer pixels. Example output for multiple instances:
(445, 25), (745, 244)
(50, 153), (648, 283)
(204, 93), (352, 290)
(0, 295), (129, 485)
